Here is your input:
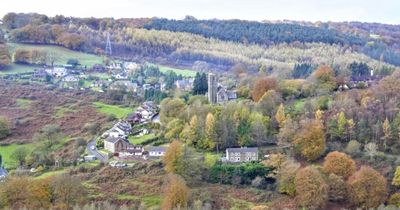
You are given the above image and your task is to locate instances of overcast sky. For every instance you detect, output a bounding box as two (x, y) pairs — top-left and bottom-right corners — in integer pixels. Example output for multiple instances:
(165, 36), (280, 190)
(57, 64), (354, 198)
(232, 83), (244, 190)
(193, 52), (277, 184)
(1, 0), (399, 24)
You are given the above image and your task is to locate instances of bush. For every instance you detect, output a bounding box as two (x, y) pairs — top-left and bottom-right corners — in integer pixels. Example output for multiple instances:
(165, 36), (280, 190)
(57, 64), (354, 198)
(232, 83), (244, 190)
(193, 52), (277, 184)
(295, 166), (328, 209)
(345, 140), (361, 157)
(389, 193), (400, 207)
(323, 151), (356, 179)
(209, 162), (273, 185)
(0, 116), (11, 139)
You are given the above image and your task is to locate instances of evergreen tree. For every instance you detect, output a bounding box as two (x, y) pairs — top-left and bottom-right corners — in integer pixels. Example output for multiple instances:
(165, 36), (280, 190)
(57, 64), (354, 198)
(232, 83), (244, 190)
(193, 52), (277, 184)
(192, 72), (208, 95)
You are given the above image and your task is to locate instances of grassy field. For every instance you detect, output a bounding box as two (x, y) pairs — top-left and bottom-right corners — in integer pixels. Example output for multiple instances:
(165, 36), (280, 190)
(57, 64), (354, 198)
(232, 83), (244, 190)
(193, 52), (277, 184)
(0, 143), (35, 169)
(0, 63), (35, 75)
(93, 102), (134, 119)
(149, 63), (197, 77)
(8, 43), (103, 67)
(34, 169), (67, 179)
(128, 133), (156, 145)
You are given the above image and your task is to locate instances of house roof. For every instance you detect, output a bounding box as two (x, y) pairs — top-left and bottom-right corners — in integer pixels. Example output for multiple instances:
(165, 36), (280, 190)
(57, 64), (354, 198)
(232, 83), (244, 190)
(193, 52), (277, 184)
(0, 168), (8, 177)
(104, 136), (127, 144)
(149, 146), (167, 153)
(226, 147), (258, 153)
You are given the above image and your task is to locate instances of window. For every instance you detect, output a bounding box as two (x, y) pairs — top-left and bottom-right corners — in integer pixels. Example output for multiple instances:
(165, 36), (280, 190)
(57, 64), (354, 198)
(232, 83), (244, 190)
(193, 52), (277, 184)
(236, 157), (240, 161)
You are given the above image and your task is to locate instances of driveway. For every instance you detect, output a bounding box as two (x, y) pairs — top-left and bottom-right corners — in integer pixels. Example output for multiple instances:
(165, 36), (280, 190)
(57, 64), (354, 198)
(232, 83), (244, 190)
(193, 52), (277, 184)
(87, 139), (108, 163)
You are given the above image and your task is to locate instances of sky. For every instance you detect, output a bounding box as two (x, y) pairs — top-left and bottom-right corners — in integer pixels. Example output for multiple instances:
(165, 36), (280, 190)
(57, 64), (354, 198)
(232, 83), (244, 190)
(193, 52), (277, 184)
(1, 0), (399, 24)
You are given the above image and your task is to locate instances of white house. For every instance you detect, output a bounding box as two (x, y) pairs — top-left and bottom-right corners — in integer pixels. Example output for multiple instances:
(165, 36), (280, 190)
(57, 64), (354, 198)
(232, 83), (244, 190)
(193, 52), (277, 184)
(101, 121), (132, 138)
(45, 67), (68, 78)
(148, 147), (167, 157)
(123, 62), (139, 70)
(225, 147), (258, 163)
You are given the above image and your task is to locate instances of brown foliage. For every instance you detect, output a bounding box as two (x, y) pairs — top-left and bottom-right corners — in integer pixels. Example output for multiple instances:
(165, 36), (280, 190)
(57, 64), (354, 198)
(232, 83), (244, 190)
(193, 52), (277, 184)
(251, 77), (277, 102)
(0, 176), (31, 209)
(323, 151), (356, 179)
(162, 174), (190, 210)
(293, 120), (326, 161)
(163, 140), (183, 173)
(0, 43), (11, 69)
(327, 173), (348, 202)
(27, 178), (52, 209)
(294, 166), (328, 209)
(347, 166), (388, 209)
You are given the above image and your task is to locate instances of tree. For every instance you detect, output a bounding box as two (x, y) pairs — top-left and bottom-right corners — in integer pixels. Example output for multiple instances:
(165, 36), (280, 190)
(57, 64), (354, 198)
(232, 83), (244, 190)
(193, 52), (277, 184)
(277, 159), (300, 196)
(275, 104), (286, 129)
(160, 98), (185, 124)
(323, 151), (356, 179)
(27, 178), (52, 209)
(13, 49), (32, 64)
(175, 146), (204, 184)
(327, 173), (348, 202)
(251, 77), (277, 102)
(349, 62), (370, 77)
(192, 72), (208, 95)
(347, 166), (388, 209)
(294, 166), (328, 209)
(51, 175), (86, 209)
(345, 140), (361, 156)
(11, 146), (29, 166)
(0, 43), (11, 69)
(293, 120), (326, 161)
(337, 112), (347, 139)
(0, 116), (11, 139)
(66, 58), (80, 67)
(250, 113), (270, 146)
(163, 140), (183, 173)
(364, 142), (378, 160)
(392, 166), (400, 187)
(0, 176), (31, 209)
(162, 174), (190, 210)
(234, 107), (252, 146)
(313, 65), (336, 91)
(203, 113), (217, 151)
(382, 117), (392, 150)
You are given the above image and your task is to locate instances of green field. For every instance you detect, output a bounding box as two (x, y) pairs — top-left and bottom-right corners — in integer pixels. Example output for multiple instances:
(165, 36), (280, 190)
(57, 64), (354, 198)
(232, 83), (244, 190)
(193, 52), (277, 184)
(0, 63), (35, 75)
(128, 133), (156, 145)
(93, 102), (133, 118)
(8, 43), (103, 67)
(149, 63), (197, 77)
(34, 169), (67, 179)
(0, 143), (35, 169)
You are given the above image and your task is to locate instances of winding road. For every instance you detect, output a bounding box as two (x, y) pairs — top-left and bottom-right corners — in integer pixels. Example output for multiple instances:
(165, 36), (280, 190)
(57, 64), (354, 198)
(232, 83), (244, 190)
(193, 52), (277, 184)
(86, 139), (108, 163)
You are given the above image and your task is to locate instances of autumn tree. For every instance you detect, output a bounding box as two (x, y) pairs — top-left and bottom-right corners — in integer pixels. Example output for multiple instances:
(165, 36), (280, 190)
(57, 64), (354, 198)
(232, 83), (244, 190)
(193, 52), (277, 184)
(251, 77), (277, 102)
(186, 115), (202, 147)
(323, 151), (356, 179)
(277, 159), (300, 196)
(163, 140), (183, 173)
(275, 103), (286, 129)
(313, 65), (336, 91)
(0, 116), (11, 139)
(162, 174), (190, 210)
(203, 113), (217, 151)
(0, 176), (31, 209)
(293, 120), (326, 161)
(392, 166), (400, 187)
(294, 166), (328, 209)
(165, 119), (184, 141)
(347, 166), (388, 209)
(27, 178), (52, 209)
(382, 117), (392, 150)
(250, 113), (270, 146)
(327, 173), (348, 202)
(234, 107), (252, 146)
(51, 175), (86, 209)
(13, 49), (32, 64)
(160, 98), (185, 124)
(0, 43), (11, 69)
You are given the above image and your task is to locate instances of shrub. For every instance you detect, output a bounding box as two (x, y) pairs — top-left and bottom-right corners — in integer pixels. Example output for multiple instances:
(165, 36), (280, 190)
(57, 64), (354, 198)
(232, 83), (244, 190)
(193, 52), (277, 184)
(209, 162), (273, 185)
(295, 166), (328, 209)
(323, 151), (356, 179)
(345, 140), (361, 156)
(347, 166), (388, 209)
(389, 193), (400, 207)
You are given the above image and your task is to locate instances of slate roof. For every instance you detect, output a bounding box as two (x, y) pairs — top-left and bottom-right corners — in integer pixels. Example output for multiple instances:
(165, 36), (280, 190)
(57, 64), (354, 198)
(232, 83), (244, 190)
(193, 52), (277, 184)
(104, 136), (126, 144)
(149, 146), (167, 153)
(226, 147), (258, 153)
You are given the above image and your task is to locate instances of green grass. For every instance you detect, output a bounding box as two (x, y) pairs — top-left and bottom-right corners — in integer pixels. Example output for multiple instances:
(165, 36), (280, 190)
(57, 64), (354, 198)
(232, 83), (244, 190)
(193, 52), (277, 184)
(8, 43), (103, 67)
(16, 98), (33, 109)
(93, 102), (133, 119)
(128, 133), (156, 145)
(0, 143), (35, 169)
(54, 106), (78, 118)
(34, 169), (67, 179)
(142, 195), (162, 207)
(117, 194), (137, 201)
(91, 73), (111, 80)
(149, 63), (197, 77)
(0, 64), (35, 75)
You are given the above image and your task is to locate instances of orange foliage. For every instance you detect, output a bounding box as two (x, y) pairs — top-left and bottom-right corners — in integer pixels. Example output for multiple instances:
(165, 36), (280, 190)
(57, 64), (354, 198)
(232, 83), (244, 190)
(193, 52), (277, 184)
(162, 174), (190, 210)
(251, 77), (277, 102)
(163, 140), (183, 173)
(294, 166), (328, 209)
(293, 120), (326, 161)
(323, 151), (356, 179)
(347, 166), (388, 209)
